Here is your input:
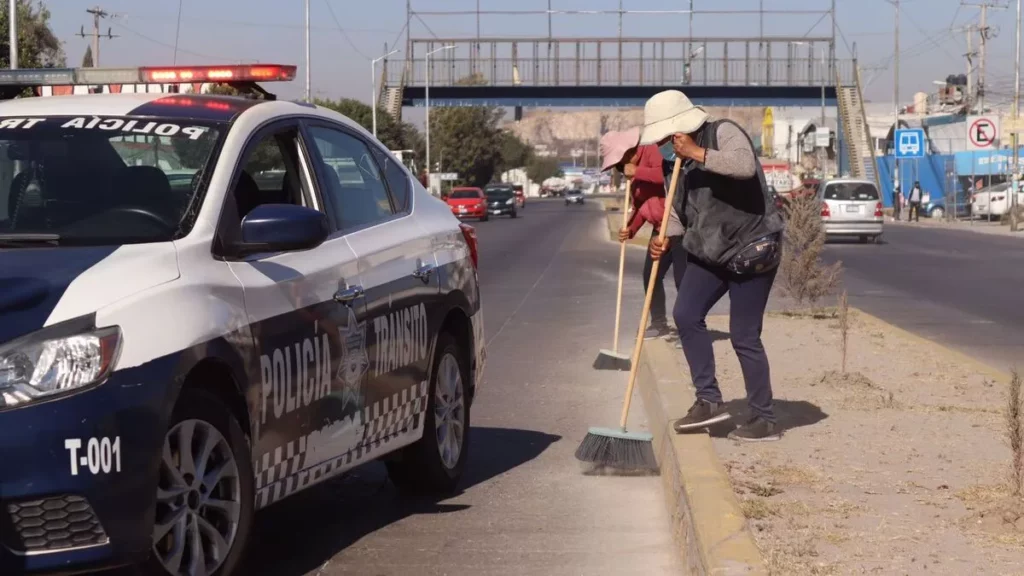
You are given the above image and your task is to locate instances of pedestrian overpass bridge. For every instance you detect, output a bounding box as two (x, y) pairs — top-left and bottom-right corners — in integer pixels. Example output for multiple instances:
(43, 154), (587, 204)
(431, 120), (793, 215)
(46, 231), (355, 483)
(376, 35), (879, 196)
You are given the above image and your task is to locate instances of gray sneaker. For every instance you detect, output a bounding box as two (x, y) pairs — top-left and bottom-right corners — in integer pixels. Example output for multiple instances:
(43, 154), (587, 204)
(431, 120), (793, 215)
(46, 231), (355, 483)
(673, 399), (731, 432)
(727, 417), (782, 442)
(644, 323), (673, 340)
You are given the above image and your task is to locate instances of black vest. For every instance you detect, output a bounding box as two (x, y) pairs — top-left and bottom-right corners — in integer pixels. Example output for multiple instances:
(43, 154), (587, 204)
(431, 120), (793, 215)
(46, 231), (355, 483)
(673, 119), (784, 267)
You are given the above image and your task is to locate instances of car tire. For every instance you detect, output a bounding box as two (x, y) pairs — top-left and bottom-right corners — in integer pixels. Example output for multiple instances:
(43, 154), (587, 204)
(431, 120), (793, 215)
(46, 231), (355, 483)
(510, 211), (517, 219)
(146, 388), (254, 576)
(386, 332), (470, 495)
(931, 207), (945, 219)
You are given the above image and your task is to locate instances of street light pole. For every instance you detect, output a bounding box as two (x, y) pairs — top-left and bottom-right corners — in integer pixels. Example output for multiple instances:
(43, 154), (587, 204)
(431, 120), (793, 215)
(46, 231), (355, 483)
(371, 47), (400, 139)
(8, 0), (17, 69)
(425, 45), (455, 193)
(304, 0), (311, 101)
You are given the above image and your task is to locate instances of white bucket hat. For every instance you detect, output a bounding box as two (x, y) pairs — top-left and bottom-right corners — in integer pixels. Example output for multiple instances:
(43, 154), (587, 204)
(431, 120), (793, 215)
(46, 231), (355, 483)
(639, 90), (709, 145)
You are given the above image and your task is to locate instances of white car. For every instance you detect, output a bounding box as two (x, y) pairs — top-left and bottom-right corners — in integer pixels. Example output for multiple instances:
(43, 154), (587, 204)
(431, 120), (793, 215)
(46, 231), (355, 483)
(0, 64), (485, 576)
(971, 182), (1016, 220)
(818, 178), (884, 243)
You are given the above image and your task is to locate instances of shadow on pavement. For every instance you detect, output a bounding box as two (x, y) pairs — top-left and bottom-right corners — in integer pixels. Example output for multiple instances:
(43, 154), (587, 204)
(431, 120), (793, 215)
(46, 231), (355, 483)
(239, 426), (560, 576)
(706, 399), (829, 438)
(663, 328), (731, 348)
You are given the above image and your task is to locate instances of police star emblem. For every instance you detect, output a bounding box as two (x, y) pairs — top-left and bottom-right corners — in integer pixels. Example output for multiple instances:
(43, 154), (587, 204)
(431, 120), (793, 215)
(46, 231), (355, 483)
(337, 307), (369, 408)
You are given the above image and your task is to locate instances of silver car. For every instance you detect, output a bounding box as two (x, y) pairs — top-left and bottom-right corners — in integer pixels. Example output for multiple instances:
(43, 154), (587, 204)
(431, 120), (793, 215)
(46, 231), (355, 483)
(565, 189), (585, 205)
(819, 178), (884, 243)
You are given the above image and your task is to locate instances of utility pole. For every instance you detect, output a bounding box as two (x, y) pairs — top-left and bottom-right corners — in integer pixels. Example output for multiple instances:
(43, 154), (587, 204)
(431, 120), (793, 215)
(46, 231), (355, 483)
(304, 0), (311, 101)
(8, 0), (17, 69)
(893, 0), (899, 125)
(77, 7), (117, 68)
(963, 24), (977, 106)
(962, 1), (1008, 114)
(1012, 0), (1021, 231)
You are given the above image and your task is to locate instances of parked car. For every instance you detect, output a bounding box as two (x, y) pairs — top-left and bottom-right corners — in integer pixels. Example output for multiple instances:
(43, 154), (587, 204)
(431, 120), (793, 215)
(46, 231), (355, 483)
(971, 182), (1015, 220)
(447, 187), (489, 221)
(0, 63), (485, 575)
(818, 178), (884, 243)
(483, 186), (518, 218)
(512, 184), (526, 209)
(565, 189), (585, 205)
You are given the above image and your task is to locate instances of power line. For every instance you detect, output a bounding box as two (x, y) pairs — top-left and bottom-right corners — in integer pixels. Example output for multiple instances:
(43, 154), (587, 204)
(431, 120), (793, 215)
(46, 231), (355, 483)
(322, 0), (371, 60)
(111, 20), (247, 62)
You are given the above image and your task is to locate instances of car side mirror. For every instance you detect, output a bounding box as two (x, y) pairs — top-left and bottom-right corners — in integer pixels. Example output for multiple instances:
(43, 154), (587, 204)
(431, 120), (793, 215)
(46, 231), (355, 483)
(235, 204), (330, 257)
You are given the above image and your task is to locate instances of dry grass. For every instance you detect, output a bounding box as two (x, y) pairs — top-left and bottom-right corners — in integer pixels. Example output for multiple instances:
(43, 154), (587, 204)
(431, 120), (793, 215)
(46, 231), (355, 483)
(778, 192), (842, 307)
(1008, 370), (1023, 497)
(837, 290), (849, 373)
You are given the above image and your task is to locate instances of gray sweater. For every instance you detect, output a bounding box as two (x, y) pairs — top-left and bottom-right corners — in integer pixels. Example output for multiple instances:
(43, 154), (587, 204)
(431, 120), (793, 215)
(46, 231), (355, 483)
(664, 119), (758, 237)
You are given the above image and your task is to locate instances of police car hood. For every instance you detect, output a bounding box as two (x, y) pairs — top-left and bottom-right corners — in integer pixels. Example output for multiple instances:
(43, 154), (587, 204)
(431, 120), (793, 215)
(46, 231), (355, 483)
(0, 243), (179, 344)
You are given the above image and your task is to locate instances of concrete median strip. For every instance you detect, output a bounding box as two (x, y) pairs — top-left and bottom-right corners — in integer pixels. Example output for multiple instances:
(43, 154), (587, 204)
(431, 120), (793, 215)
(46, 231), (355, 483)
(636, 338), (769, 576)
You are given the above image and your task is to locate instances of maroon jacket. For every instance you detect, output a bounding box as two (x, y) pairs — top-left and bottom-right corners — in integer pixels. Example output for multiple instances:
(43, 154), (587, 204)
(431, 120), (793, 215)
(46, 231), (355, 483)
(626, 144), (666, 234)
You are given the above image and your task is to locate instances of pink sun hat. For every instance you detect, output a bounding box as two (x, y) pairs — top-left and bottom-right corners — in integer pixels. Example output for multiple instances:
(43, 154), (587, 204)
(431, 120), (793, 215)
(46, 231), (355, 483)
(599, 127), (641, 172)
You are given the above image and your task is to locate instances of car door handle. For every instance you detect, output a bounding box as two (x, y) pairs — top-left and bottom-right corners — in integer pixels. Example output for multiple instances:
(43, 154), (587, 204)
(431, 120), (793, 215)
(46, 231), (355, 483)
(412, 264), (435, 283)
(333, 285), (364, 304)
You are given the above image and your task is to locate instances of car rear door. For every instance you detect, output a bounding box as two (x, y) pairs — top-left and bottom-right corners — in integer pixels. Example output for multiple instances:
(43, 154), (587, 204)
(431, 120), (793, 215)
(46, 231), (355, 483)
(303, 120), (438, 452)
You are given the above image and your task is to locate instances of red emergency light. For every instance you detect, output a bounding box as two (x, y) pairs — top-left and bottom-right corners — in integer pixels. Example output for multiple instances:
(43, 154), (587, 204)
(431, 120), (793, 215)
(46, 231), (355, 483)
(0, 64), (296, 87)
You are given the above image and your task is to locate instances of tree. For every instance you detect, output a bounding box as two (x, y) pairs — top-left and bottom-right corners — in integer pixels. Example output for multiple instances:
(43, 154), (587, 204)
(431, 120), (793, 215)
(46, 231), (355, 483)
(778, 192), (842, 307)
(428, 105), (505, 187)
(81, 45), (93, 68)
(525, 156), (563, 185)
(0, 1), (64, 69)
(496, 130), (533, 175)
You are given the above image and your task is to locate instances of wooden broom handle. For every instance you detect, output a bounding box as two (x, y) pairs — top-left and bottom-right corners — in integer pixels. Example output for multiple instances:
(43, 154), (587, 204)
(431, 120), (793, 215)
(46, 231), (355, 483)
(619, 157), (683, 429)
(611, 177), (633, 353)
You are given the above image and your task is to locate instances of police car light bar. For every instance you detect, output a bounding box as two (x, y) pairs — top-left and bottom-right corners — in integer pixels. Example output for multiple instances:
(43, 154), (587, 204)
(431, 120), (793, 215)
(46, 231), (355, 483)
(0, 64), (297, 87)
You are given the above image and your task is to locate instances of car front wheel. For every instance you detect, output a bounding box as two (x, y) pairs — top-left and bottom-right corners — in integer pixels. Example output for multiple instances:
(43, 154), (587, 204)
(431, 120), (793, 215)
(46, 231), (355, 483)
(930, 207), (945, 219)
(386, 332), (470, 494)
(148, 388), (253, 576)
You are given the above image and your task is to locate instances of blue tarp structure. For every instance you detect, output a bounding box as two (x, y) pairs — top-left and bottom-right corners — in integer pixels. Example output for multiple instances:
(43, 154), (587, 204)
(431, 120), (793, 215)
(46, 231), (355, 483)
(953, 147), (1024, 176)
(875, 154), (953, 207)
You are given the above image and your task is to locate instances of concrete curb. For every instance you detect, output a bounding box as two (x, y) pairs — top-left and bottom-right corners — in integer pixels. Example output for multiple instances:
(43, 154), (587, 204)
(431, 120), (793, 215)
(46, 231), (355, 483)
(636, 338), (768, 576)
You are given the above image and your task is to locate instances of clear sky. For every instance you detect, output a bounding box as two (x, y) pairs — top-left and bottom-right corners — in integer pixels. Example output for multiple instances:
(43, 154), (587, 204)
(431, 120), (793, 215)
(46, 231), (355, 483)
(47, 0), (1022, 109)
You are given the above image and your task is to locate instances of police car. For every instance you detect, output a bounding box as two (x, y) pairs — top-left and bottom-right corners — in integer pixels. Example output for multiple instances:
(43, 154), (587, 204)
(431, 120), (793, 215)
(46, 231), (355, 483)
(0, 64), (485, 575)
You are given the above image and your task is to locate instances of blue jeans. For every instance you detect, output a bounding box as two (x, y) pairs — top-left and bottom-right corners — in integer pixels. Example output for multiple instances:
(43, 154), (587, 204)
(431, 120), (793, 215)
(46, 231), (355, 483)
(672, 256), (778, 422)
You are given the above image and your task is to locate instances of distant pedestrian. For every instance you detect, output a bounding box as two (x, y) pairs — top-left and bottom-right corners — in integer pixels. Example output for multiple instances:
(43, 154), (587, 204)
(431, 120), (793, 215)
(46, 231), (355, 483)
(418, 169), (429, 189)
(642, 89), (785, 442)
(908, 181), (922, 222)
(600, 128), (687, 340)
(892, 184), (902, 221)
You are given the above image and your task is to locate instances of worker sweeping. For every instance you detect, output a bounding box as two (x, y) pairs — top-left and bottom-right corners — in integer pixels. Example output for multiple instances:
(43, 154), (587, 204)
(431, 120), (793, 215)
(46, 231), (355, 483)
(612, 128), (687, 339)
(642, 90), (786, 442)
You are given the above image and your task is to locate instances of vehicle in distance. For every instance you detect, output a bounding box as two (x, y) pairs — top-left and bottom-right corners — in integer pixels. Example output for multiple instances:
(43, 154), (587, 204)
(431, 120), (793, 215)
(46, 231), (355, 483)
(511, 184), (526, 209)
(818, 178), (884, 243)
(565, 189), (585, 205)
(447, 187), (488, 221)
(483, 186), (518, 218)
(0, 64), (486, 576)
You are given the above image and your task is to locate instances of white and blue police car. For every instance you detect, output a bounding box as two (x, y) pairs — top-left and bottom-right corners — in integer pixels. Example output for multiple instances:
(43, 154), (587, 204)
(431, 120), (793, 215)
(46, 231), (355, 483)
(0, 64), (485, 575)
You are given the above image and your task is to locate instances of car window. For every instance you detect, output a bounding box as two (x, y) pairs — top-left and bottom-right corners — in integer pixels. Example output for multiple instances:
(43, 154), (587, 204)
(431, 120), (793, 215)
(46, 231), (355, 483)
(486, 190), (514, 201)
(0, 115), (222, 244)
(307, 126), (393, 231)
(450, 189), (479, 199)
(823, 183), (879, 201)
(231, 127), (312, 221)
(371, 148), (411, 212)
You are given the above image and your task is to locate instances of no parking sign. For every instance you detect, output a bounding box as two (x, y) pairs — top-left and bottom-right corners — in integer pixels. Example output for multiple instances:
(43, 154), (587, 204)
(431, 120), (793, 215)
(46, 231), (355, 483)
(966, 115), (1000, 150)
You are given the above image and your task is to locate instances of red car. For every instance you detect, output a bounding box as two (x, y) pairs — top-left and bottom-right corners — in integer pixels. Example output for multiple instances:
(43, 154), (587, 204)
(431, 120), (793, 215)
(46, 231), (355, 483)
(446, 187), (489, 221)
(512, 184), (526, 209)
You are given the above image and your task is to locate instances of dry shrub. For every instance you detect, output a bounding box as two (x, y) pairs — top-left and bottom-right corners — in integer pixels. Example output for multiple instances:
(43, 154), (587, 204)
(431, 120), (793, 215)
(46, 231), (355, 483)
(1009, 370), (1023, 497)
(779, 193), (842, 307)
(837, 290), (849, 373)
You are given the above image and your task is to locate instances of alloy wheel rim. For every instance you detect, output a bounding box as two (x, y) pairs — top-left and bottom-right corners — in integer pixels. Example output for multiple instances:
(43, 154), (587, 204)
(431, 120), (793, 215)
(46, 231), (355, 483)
(434, 353), (466, 470)
(153, 419), (241, 576)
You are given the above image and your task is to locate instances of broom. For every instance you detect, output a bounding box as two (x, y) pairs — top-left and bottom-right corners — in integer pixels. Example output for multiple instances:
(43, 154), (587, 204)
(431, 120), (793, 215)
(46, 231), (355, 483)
(593, 177), (634, 371)
(576, 156), (683, 471)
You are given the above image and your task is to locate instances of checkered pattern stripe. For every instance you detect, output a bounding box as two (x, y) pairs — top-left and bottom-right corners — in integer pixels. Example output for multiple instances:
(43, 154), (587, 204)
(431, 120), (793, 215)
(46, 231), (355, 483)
(253, 380), (429, 509)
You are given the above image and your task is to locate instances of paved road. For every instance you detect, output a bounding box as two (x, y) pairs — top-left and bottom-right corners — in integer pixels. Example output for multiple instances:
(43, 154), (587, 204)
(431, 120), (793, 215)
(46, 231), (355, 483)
(822, 222), (1024, 373)
(240, 199), (682, 575)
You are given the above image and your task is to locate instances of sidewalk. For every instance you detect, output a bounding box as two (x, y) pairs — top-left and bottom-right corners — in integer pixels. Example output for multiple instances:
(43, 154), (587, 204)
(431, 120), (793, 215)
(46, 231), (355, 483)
(653, 309), (1024, 575)
(889, 217), (1024, 239)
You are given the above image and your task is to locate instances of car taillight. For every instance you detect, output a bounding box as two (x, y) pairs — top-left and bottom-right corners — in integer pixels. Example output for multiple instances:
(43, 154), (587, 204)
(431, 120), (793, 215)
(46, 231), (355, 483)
(821, 202), (831, 217)
(874, 202), (883, 217)
(459, 223), (479, 270)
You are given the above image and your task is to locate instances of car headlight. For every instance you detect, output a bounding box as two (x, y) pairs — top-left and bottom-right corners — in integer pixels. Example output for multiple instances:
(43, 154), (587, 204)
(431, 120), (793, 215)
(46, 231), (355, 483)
(0, 326), (121, 409)
(506, 198), (514, 205)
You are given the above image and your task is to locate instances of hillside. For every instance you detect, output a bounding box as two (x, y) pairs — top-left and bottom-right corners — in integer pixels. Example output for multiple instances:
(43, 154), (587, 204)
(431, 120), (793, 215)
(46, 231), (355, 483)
(504, 108), (765, 156)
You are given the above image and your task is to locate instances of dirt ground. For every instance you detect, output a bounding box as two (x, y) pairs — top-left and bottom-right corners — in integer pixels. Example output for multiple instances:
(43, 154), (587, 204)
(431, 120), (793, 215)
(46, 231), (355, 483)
(669, 310), (1024, 576)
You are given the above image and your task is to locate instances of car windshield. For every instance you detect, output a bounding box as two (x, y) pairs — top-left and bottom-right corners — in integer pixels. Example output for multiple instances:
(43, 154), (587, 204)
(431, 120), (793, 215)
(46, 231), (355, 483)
(822, 182), (879, 201)
(450, 189), (479, 199)
(0, 115), (222, 245)
(486, 190), (513, 200)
